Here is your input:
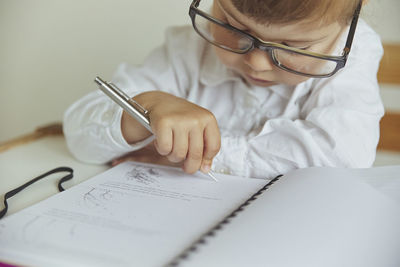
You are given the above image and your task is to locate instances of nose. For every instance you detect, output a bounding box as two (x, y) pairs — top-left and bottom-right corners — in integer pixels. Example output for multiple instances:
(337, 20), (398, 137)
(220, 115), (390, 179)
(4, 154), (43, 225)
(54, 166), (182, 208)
(243, 48), (274, 72)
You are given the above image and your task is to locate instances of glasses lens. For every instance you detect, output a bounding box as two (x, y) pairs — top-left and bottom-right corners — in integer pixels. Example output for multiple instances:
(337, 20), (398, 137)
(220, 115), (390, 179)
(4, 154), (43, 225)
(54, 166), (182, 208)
(193, 13), (252, 53)
(273, 49), (338, 76)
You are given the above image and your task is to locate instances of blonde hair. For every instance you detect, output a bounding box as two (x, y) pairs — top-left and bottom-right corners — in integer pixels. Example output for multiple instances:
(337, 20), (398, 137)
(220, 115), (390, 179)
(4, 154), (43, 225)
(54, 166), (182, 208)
(230, 0), (361, 25)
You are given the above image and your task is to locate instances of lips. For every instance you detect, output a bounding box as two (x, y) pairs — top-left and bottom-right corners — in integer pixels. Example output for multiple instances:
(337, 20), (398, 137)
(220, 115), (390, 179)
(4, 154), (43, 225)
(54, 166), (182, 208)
(245, 73), (273, 84)
(249, 76), (271, 83)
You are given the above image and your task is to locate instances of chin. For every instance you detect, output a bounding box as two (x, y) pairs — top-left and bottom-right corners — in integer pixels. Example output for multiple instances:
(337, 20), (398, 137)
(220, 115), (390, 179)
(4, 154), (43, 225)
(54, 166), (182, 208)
(248, 79), (277, 87)
(242, 74), (276, 87)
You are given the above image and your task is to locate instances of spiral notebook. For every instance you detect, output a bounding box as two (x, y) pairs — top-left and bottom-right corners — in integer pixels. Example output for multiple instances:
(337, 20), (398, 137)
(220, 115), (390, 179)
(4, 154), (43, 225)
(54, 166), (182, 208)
(0, 162), (399, 267)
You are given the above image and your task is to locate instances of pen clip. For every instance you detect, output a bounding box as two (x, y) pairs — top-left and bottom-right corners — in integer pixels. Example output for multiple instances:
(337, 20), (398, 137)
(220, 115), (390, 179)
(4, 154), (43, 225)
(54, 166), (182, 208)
(108, 82), (130, 100)
(129, 99), (149, 116)
(108, 82), (149, 116)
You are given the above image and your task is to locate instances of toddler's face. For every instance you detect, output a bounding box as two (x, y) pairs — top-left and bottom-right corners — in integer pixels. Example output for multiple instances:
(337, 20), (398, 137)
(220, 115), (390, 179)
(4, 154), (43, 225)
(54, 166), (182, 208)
(213, 0), (346, 86)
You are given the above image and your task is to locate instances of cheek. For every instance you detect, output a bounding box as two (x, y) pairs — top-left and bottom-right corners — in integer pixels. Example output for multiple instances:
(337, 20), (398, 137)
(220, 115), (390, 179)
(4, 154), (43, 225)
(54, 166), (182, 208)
(213, 46), (310, 86)
(213, 47), (242, 68)
(275, 70), (310, 86)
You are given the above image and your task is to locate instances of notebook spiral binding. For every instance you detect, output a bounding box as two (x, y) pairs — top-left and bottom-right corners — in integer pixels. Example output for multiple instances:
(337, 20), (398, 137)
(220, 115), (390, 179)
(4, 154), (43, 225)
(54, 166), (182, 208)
(167, 174), (283, 267)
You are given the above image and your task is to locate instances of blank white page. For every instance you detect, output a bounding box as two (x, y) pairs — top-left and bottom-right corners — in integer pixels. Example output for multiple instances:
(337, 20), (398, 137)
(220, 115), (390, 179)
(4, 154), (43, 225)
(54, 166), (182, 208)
(183, 166), (400, 267)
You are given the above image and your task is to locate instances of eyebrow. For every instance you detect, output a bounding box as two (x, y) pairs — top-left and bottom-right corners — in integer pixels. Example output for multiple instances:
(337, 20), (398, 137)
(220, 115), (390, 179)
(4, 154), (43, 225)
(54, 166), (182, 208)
(216, 0), (330, 44)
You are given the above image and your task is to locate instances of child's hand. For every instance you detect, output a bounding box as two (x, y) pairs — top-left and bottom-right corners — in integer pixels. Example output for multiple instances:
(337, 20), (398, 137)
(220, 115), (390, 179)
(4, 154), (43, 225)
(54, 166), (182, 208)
(123, 91), (221, 174)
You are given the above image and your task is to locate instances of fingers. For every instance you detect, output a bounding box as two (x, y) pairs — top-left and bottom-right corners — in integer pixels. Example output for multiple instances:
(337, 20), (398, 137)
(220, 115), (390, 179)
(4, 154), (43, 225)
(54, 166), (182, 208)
(147, 96), (220, 174)
(155, 120), (220, 174)
(153, 118), (188, 164)
(183, 130), (204, 174)
(154, 126), (173, 156)
(121, 121), (220, 174)
(201, 123), (221, 173)
(167, 129), (188, 163)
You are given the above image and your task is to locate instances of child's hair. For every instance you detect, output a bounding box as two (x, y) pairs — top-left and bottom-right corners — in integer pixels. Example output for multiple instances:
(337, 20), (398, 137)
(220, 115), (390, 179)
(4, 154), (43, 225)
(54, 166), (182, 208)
(230, 0), (361, 25)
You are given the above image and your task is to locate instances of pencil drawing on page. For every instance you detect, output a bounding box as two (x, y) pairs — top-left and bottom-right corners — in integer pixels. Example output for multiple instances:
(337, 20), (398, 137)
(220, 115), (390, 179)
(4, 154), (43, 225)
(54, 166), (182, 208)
(82, 188), (113, 209)
(78, 187), (125, 216)
(125, 165), (160, 185)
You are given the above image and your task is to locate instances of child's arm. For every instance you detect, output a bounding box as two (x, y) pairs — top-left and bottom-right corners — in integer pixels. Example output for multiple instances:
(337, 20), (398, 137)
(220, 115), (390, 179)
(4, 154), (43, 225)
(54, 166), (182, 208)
(63, 26), (216, 172)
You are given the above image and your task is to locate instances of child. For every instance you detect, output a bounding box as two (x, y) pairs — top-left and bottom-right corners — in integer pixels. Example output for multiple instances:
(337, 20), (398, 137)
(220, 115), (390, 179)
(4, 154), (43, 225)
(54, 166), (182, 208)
(64, 0), (384, 179)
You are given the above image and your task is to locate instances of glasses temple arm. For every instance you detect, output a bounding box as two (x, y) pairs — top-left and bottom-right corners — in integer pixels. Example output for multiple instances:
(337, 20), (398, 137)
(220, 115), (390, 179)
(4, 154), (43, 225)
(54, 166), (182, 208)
(344, 0), (362, 54)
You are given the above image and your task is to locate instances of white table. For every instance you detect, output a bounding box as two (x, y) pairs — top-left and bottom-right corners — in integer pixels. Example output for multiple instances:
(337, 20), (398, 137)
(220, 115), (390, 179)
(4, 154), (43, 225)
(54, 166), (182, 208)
(0, 136), (108, 216)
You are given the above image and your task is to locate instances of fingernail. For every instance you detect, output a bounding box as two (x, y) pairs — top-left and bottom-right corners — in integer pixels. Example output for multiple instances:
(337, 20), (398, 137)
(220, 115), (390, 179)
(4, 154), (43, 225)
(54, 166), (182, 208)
(201, 163), (211, 173)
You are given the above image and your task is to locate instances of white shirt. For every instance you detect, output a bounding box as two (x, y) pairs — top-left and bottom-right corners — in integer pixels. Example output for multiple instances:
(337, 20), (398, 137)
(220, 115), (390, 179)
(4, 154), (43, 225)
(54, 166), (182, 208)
(63, 20), (384, 179)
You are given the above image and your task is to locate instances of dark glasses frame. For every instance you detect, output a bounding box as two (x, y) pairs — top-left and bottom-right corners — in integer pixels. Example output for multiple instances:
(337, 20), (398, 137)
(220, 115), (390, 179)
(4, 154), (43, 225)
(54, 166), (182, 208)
(189, 0), (362, 78)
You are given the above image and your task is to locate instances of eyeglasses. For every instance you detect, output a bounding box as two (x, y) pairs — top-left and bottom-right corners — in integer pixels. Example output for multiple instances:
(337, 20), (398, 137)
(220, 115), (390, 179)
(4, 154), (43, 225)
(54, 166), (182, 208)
(189, 0), (362, 78)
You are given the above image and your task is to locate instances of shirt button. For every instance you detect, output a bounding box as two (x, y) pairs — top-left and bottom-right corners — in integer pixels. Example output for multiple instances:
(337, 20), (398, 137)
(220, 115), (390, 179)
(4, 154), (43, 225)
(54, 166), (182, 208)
(102, 111), (112, 121)
(245, 96), (253, 107)
(218, 168), (231, 175)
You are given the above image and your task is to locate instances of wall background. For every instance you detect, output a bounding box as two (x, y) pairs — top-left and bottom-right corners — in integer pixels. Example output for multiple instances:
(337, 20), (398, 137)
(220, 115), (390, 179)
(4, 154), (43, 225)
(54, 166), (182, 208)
(1, 0), (399, 142)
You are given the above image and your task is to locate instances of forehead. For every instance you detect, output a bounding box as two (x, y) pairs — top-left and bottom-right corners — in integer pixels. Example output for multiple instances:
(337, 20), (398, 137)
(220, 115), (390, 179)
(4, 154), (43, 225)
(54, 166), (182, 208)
(217, 0), (342, 42)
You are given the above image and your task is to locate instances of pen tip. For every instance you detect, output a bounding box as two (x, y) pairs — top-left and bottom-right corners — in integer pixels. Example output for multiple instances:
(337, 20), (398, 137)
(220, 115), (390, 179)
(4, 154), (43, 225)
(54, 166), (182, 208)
(208, 171), (218, 182)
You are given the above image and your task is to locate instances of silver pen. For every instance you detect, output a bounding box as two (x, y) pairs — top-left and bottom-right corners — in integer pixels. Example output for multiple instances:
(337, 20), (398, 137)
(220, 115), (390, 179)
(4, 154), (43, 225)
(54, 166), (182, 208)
(94, 76), (218, 182)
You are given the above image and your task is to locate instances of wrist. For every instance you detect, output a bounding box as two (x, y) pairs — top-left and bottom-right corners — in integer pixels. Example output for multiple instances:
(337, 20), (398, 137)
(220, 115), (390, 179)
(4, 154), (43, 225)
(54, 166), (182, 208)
(121, 91), (166, 144)
(121, 109), (152, 145)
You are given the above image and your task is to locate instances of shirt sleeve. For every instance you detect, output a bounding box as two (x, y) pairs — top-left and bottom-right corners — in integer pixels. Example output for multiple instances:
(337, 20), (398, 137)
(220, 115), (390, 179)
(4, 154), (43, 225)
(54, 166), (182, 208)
(63, 26), (195, 164)
(212, 22), (384, 179)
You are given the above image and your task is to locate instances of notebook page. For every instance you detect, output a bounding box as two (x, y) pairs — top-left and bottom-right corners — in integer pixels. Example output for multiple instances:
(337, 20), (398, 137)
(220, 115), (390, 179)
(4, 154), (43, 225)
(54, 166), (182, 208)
(347, 165), (400, 204)
(183, 166), (400, 267)
(0, 161), (267, 267)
